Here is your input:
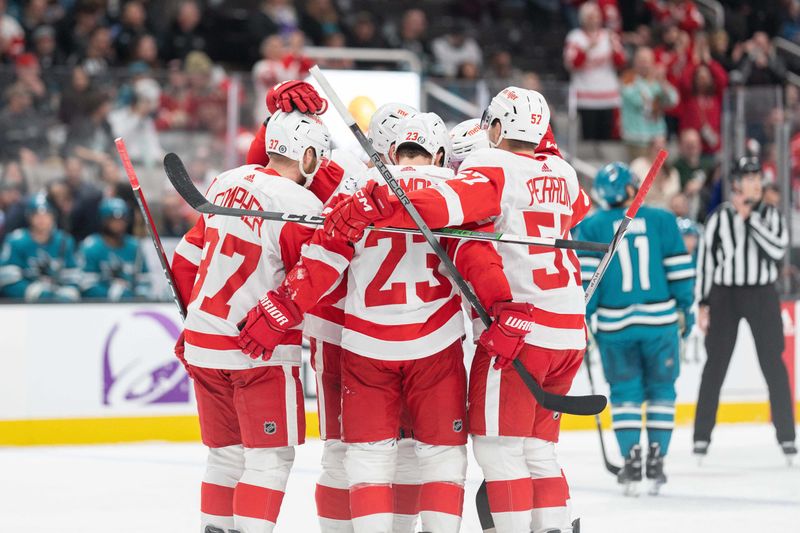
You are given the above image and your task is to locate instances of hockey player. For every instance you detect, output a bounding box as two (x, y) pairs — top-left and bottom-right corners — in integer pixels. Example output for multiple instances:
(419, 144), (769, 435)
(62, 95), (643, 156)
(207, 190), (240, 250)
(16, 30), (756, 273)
(232, 111), (513, 533)
(246, 81), (421, 532)
(0, 194), (80, 301)
(307, 102), (417, 533)
(77, 197), (150, 301)
(171, 109), (330, 533)
(325, 87), (592, 533)
(577, 162), (696, 495)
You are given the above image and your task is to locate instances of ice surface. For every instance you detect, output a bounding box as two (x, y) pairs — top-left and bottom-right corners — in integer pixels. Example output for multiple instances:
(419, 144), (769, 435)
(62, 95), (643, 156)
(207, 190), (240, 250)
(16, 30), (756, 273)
(0, 424), (797, 532)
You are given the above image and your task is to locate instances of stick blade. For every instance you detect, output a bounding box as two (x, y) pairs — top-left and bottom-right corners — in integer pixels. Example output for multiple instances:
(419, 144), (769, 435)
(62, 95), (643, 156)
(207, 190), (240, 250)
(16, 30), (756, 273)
(542, 390), (608, 416)
(164, 152), (209, 210)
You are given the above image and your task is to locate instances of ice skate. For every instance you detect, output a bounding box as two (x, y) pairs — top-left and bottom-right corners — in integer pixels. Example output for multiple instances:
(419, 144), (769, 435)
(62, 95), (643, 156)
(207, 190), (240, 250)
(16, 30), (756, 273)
(780, 441), (797, 466)
(646, 443), (667, 495)
(693, 440), (709, 465)
(617, 444), (642, 496)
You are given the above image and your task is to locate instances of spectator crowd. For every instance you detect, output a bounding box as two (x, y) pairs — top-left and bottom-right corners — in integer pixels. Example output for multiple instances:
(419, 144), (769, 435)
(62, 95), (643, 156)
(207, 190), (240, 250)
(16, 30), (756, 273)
(1, 0), (799, 301)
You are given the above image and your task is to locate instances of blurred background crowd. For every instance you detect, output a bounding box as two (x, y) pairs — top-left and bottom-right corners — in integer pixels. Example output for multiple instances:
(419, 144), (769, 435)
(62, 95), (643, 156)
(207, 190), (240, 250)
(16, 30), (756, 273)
(1, 0), (799, 302)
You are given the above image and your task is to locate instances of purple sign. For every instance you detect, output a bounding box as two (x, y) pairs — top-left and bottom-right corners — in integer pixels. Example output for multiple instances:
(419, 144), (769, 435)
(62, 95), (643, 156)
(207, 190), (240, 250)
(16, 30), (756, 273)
(102, 309), (190, 406)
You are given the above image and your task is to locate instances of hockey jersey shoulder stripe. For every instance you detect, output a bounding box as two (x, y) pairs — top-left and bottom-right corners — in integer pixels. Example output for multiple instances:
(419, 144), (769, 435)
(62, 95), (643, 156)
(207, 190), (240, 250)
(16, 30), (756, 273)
(344, 295), (462, 342)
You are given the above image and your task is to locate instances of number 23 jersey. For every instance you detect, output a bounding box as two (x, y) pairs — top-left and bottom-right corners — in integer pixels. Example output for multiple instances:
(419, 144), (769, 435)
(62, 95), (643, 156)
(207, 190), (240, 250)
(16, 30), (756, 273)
(376, 148), (592, 350)
(175, 165), (322, 370)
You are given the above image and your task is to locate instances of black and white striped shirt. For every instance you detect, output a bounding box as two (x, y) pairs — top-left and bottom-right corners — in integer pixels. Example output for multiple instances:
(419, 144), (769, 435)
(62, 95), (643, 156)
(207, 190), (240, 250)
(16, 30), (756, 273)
(696, 202), (788, 304)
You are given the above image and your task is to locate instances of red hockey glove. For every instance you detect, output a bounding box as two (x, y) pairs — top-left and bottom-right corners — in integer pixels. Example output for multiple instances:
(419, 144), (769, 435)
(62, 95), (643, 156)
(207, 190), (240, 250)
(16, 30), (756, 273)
(266, 80), (327, 114)
(237, 290), (303, 360)
(323, 180), (394, 241)
(479, 301), (536, 370)
(174, 331), (191, 374)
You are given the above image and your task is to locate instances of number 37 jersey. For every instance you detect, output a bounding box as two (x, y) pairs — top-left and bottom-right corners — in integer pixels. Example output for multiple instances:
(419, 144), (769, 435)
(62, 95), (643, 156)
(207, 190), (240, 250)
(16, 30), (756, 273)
(174, 165), (321, 370)
(375, 149), (592, 350)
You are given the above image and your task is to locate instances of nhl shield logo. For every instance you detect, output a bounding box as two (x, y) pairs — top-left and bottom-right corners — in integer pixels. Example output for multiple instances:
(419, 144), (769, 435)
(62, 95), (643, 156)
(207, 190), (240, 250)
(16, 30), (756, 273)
(264, 421), (277, 435)
(453, 419), (463, 432)
(553, 412), (561, 421)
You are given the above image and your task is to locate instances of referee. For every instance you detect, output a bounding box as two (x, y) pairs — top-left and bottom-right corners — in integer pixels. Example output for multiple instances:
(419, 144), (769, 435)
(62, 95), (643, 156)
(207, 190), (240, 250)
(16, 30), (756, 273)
(694, 156), (796, 461)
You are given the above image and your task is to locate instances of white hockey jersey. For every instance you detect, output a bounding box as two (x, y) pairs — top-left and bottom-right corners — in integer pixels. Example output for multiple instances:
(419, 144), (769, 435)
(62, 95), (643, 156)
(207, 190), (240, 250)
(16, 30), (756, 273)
(288, 164), (470, 360)
(301, 149), (367, 345)
(174, 165), (321, 370)
(375, 149), (592, 351)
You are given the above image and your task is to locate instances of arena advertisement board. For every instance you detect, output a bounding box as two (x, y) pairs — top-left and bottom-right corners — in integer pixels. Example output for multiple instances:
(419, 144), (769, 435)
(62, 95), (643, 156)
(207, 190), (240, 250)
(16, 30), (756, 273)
(0, 301), (797, 444)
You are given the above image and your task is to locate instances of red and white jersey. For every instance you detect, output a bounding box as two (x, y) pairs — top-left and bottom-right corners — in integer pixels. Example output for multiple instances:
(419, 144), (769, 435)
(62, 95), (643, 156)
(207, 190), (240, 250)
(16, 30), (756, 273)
(343, 165), (465, 359)
(564, 28), (625, 109)
(301, 149), (367, 345)
(376, 149), (592, 351)
(174, 165), (321, 370)
(286, 164), (471, 361)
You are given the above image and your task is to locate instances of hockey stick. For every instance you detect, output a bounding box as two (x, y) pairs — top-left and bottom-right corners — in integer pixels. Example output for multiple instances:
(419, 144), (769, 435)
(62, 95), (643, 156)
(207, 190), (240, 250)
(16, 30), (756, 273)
(116, 138), (186, 319)
(474, 151), (666, 528)
(161, 153), (607, 254)
(579, 148), (666, 477)
(310, 65), (607, 417)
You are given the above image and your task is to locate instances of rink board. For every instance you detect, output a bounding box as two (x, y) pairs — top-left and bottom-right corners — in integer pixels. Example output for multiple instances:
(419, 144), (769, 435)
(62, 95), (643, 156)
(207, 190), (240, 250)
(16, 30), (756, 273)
(0, 302), (798, 445)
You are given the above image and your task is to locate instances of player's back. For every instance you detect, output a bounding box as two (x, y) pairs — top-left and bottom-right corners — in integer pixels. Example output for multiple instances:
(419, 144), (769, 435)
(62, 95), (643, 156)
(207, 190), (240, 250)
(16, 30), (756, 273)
(183, 164), (322, 369)
(460, 148), (589, 350)
(578, 205), (694, 340)
(342, 164), (464, 360)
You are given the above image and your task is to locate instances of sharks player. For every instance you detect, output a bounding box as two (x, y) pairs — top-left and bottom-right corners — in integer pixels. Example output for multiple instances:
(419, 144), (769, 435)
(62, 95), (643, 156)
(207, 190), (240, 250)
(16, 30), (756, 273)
(577, 162), (696, 495)
(78, 197), (150, 301)
(0, 194), (80, 301)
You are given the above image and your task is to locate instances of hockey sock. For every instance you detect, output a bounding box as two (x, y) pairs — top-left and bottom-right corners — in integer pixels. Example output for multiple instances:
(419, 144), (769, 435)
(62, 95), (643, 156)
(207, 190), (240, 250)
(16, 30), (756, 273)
(391, 484), (420, 532)
(525, 438), (570, 533)
(646, 402), (675, 454)
(345, 439), (397, 533)
(201, 445), (245, 532)
(473, 436), (533, 533)
(611, 403), (642, 457)
(316, 440), (353, 532)
(415, 444), (466, 533)
(392, 438), (420, 533)
(233, 446), (294, 533)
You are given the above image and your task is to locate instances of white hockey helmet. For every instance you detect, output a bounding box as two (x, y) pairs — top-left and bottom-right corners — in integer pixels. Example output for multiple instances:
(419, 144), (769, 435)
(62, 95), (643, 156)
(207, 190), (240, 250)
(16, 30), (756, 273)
(480, 87), (550, 147)
(449, 118), (490, 170)
(368, 102), (417, 162)
(265, 110), (331, 187)
(395, 112), (452, 168)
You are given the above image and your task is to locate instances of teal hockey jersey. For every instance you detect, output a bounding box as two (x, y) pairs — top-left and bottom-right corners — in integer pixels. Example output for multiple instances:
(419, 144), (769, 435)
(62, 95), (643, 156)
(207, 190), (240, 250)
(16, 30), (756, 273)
(576, 206), (695, 339)
(78, 233), (150, 301)
(0, 228), (80, 300)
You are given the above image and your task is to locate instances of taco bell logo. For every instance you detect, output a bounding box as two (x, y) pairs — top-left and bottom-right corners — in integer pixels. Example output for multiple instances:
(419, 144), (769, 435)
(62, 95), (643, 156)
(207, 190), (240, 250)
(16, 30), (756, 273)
(102, 310), (190, 406)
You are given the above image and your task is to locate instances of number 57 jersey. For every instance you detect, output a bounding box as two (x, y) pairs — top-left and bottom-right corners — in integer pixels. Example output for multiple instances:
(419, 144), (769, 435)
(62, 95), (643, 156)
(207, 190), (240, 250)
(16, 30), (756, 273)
(174, 165), (322, 370)
(376, 149), (592, 351)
